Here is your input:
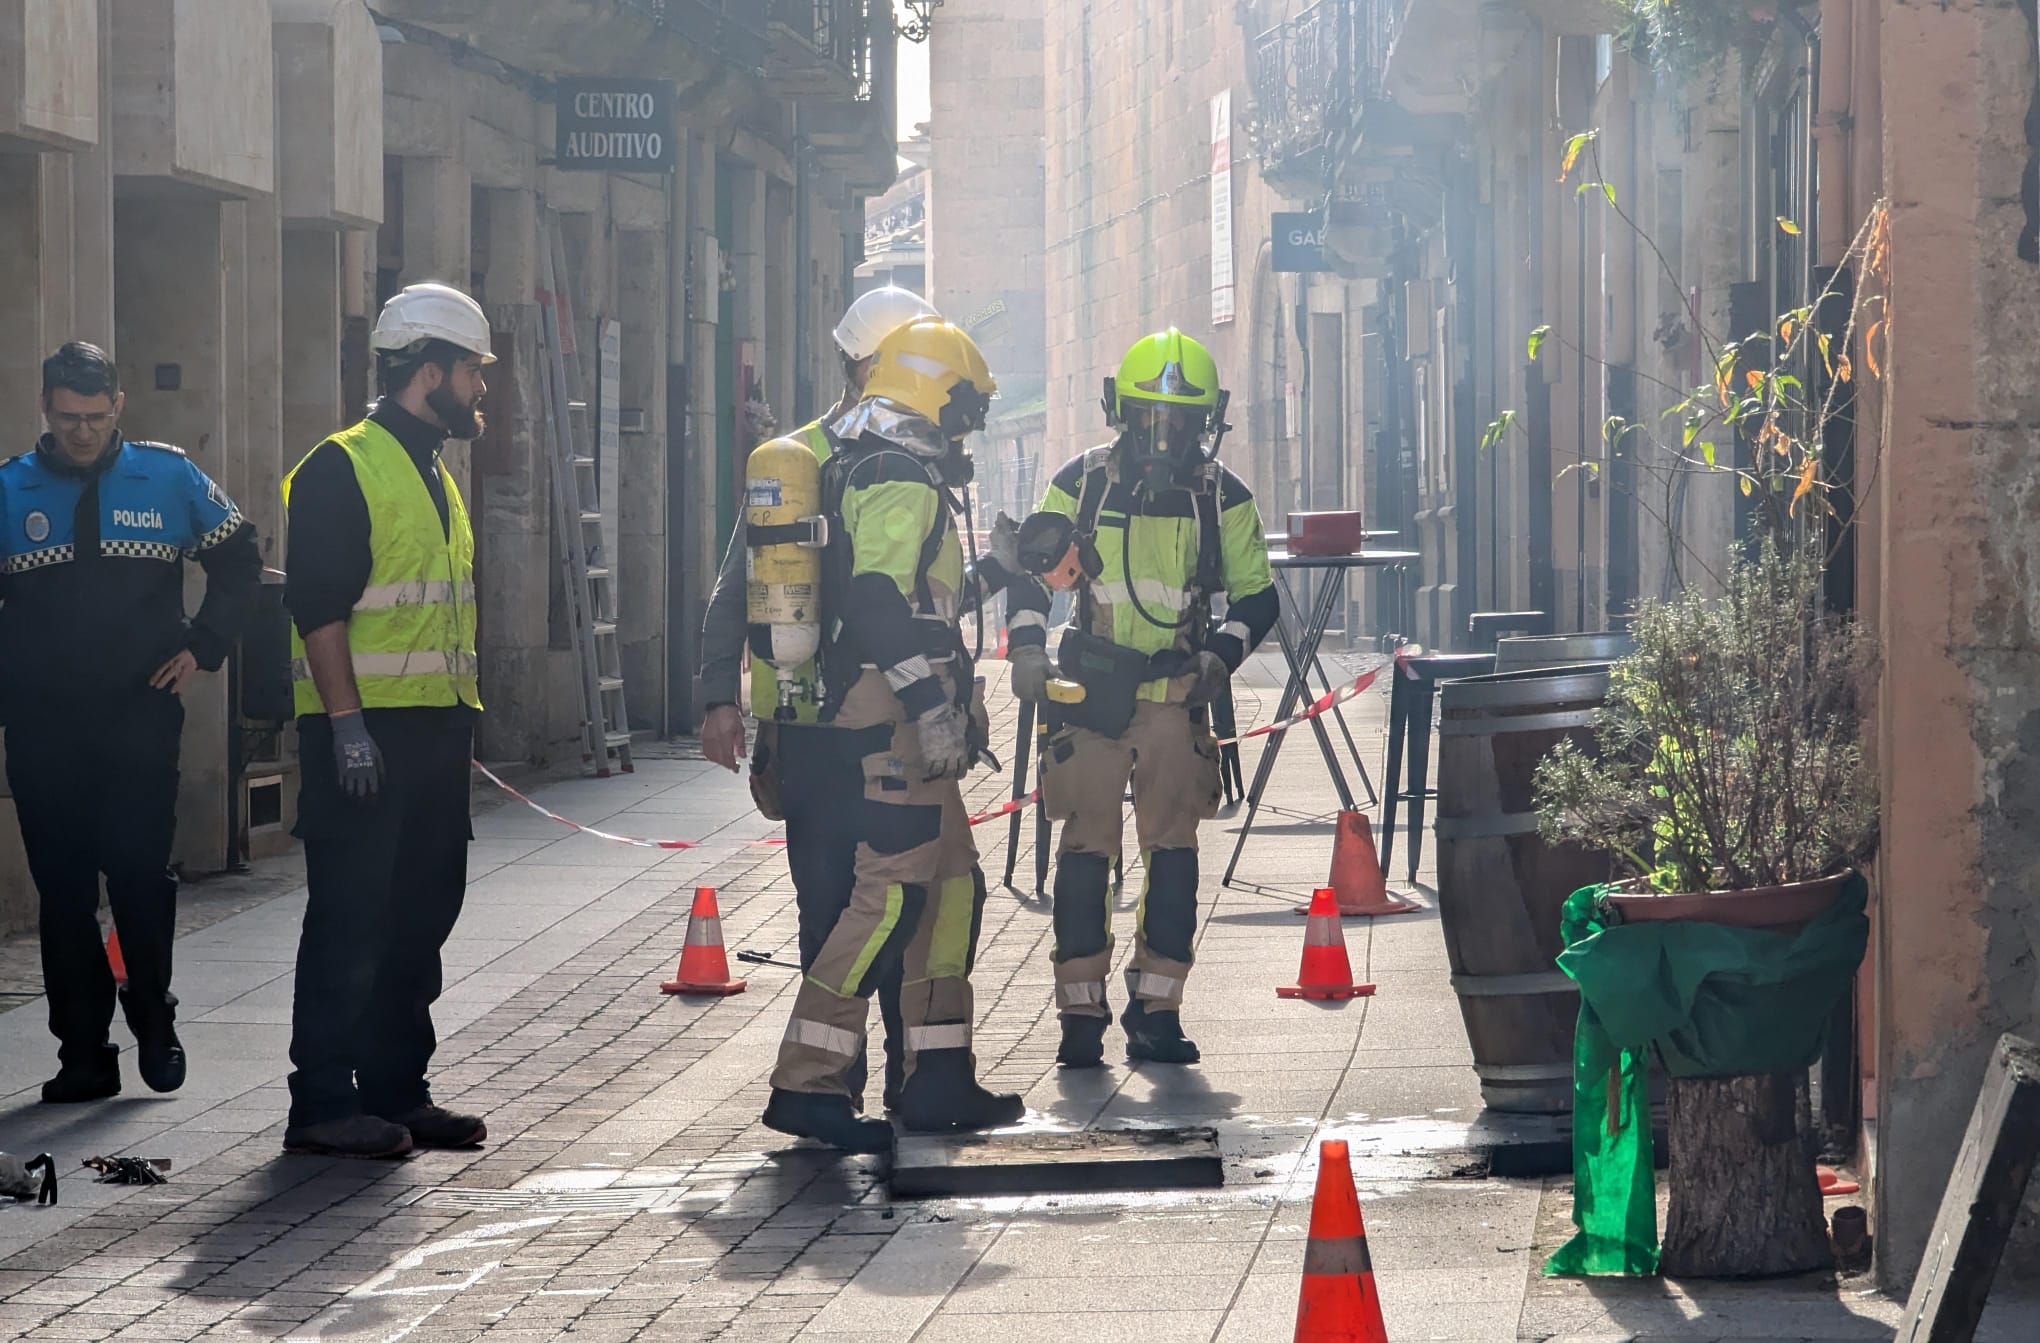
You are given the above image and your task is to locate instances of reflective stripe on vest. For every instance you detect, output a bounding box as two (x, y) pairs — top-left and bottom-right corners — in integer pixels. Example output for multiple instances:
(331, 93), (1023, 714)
(747, 417), (835, 722)
(282, 419), (481, 715)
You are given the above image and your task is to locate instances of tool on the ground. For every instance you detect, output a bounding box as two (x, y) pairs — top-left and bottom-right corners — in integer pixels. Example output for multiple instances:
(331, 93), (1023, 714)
(735, 949), (803, 972)
(82, 1156), (167, 1187)
(1279, 887), (1375, 1000)
(661, 887), (747, 996)
(1301, 811), (1417, 917)
(536, 210), (632, 777)
(1293, 1139), (1390, 1343)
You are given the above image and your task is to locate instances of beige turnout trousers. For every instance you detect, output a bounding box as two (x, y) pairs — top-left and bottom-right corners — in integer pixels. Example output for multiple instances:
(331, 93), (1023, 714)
(769, 668), (984, 1097)
(1041, 698), (1223, 1017)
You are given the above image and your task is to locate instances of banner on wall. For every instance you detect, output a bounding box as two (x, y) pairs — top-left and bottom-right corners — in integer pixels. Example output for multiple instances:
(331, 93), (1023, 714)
(1211, 90), (1236, 325)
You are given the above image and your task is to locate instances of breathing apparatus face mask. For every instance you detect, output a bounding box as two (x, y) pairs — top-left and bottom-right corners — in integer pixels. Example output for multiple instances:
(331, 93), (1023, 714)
(934, 382), (991, 488)
(1120, 401), (1216, 492)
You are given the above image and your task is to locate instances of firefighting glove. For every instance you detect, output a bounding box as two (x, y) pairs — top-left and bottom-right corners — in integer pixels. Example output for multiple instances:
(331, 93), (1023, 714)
(915, 702), (972, 782)
(986, 511), (1023, 575)
(331, 710), (384, 800)
(1181, 651), (1231, 710)
(1008, 644), (1053, 703)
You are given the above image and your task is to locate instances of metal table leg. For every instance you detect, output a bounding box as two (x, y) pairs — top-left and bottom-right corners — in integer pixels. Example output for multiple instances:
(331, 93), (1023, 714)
(1221, 575), (1322, 886)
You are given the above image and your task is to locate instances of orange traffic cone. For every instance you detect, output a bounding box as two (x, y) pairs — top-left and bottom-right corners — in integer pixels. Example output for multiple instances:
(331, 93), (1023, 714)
(1278, 889), (1375, 1000)
(661, 887), (747, 996)
(1294, 1139), (1390, 1343)
(105, 926), (128, 986)
(1299, 811), (1418, 916)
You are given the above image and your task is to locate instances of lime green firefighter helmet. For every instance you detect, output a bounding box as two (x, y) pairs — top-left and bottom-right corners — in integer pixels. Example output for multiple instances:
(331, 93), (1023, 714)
(1104, 327), (1230, 490)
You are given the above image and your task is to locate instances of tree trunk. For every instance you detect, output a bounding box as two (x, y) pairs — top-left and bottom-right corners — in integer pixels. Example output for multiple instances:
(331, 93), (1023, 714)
(1661, 1071), (1833, 1277)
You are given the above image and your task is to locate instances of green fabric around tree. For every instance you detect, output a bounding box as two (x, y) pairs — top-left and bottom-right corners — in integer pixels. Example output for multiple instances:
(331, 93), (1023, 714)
(1543, 874), (1869, 1277)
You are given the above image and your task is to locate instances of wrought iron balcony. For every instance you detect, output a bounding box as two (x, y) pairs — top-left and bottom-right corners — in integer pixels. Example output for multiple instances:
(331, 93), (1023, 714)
(767, 0), (869, 99)
(1245, 0), (1403, 195)
(618, 0), (770, 70)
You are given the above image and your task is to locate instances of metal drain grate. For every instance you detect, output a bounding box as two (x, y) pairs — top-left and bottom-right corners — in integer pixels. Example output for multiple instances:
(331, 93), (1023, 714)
(421, 1186), (687, 1213)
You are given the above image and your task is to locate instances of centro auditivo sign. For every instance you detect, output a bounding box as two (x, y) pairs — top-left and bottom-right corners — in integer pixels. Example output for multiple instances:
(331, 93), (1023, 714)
(557, 78), (676, 173)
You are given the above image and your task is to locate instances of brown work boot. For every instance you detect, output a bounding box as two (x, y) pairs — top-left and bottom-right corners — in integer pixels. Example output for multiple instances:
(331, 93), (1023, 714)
(283, 1115), (414, 1159)
(382, 1104), (487, 1150)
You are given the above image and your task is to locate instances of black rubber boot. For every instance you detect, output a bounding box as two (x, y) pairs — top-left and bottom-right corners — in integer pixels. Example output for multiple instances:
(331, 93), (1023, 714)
(1056, 1013), (1109, 1068)
(894, 1050), (1026, 1133)
(122, 988), (185, 1095)
(762, 1088), (893, 1154)
(1122, 1002), (1201, 1064)
(41, 1045), (120, 1104)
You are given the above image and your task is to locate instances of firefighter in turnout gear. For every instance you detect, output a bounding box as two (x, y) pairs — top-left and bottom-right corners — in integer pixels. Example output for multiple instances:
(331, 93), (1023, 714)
(761, 317), (1028, 1152)
(1004, 329), (1277, 1068)
(700, 285), (940, 1118)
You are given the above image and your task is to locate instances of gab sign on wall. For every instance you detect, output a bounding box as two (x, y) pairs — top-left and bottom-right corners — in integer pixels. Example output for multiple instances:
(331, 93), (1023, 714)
(557, 78), (676, 173)
(1272, 213), (1331, 273)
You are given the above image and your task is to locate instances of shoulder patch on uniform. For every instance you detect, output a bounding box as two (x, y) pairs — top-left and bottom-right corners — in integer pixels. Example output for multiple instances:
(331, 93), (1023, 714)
(205, 476), (231, 511)
(129, 440), (188, 457)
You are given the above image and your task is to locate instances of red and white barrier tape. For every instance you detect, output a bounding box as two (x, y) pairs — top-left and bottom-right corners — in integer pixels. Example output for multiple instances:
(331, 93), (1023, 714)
(471, 760), (787, 850)
(477, 656), (1398, 841)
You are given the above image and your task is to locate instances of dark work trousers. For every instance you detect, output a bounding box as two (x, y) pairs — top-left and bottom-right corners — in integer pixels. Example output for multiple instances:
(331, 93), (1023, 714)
(5, 689), (183, 1066)
(772, 721), (904, 1109)
(287, 705), (476, 1126)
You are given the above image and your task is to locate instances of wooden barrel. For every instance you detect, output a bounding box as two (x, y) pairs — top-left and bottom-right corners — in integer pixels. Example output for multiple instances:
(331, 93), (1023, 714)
(1434, 665), (1614, 1113)
(1493, 630), (1634, 674)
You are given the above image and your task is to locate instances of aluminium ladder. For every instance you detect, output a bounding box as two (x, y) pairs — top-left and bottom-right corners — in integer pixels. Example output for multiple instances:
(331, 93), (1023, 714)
(536, 211), (633, 776)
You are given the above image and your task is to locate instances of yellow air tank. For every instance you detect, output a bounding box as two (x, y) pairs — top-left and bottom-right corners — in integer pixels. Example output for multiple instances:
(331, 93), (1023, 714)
(744, 435), (826, 719)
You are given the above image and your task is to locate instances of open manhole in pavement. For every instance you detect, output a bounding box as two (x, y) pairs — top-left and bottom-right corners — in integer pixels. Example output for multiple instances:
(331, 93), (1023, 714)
(890, 1120), (1224, 1198)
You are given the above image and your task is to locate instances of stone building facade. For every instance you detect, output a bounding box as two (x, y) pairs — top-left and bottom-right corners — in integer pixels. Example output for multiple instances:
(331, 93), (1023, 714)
(1240, 0), (2040, 1291)
(0, 0), (901, 931)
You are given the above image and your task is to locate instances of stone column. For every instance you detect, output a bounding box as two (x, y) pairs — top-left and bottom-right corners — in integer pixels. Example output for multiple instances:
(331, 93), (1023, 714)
(616, 228), (668, 730)
(398, 155), (474, 495)
(280, 230), (344, 529)
(114, 197), (231, 872)
(473, 186), (551, 764)
(1869, 0), (2040, 1293)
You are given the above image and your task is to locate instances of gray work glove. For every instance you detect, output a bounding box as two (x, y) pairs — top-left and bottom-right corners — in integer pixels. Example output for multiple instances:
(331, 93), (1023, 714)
(915, 702), (972, 781)
(331, 710), (384, 800)
(1181, 650), (1231, 709)
(986, 511), (1023, 575)
(1008, 644), (1053, 703)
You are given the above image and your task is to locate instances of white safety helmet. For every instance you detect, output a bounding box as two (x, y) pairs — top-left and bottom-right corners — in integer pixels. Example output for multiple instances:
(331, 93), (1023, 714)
(833, 285), (940, 362)
(371, 282), (497, 364)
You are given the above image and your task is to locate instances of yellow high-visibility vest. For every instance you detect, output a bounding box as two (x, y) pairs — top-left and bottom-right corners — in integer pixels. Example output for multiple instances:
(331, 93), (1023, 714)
(281, 418), (481, 716)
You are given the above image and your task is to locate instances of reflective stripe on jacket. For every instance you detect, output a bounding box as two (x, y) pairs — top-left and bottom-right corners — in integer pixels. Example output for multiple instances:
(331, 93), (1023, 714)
(282, 418), (480, 715)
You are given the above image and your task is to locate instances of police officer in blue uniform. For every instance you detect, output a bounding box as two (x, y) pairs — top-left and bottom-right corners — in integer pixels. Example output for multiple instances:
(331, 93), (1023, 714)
(0, 343), (260, 1103)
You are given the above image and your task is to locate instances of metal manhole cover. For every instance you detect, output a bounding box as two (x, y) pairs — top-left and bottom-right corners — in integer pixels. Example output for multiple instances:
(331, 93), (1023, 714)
(422, 1186), (687, 1213)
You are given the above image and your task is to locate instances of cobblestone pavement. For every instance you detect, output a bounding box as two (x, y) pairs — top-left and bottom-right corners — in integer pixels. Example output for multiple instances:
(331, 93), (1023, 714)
(0, 655), (2030, 1342)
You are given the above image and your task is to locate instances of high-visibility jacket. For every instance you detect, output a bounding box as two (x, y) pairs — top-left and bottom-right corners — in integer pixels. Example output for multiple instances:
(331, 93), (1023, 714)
(1007, 442), (1278, 702)
(281, 418), (480, 715)
(747, 418), (834, 722)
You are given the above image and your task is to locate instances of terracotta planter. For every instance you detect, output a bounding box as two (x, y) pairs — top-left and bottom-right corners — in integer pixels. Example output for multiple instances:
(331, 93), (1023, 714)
(1604, 873), (1849, 932)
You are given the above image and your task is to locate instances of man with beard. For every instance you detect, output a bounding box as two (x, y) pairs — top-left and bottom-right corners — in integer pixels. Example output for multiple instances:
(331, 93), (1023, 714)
(278, 283), (490, 1158)
(0, 341), (260, 1102)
